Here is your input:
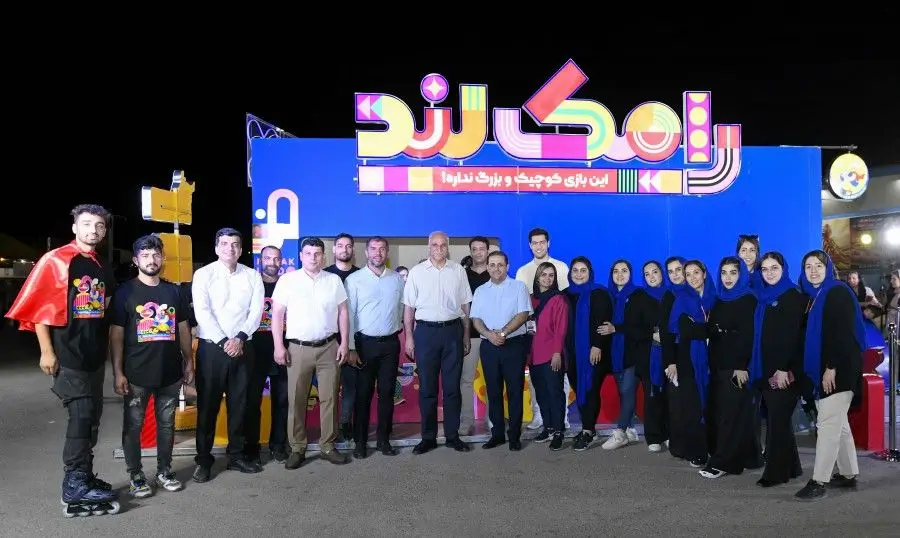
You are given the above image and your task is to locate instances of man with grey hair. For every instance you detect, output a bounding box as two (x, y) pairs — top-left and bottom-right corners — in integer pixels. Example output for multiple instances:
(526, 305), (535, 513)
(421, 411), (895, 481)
(403, 231), (474, 454)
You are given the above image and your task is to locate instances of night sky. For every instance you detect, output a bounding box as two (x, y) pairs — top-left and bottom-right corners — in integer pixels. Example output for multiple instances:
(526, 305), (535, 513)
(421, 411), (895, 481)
(10, 40), (898, 264)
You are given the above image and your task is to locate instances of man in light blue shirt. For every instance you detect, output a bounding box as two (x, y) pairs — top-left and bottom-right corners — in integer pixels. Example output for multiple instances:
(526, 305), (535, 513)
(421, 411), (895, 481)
(470, 251), (533, 451)
(345, 237), (405, 458)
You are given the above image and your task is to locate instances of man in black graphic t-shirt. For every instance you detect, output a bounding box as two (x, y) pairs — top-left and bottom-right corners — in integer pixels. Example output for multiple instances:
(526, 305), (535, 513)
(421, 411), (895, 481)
(110, 235), (194, 498)
(5, 204), (118, 505)
(244, 245), (290, 463)
(323, 232), (360, 441)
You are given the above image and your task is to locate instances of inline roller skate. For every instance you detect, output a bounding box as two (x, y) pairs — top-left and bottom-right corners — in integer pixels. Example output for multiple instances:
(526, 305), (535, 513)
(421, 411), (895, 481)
(61, 470), (121, 517)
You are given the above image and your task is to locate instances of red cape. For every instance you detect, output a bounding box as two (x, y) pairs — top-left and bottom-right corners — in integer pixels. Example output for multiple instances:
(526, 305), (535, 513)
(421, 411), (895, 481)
(5, 242), (101, 332)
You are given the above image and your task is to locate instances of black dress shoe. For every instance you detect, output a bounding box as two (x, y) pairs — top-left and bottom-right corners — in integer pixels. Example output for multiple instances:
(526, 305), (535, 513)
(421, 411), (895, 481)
(285, 452), (306, 469)
(413, 440), (438, 455)
(482, 437), (506, 449)
(509, 440), (522, 451)
(376, 441), (398, 456)
(353, 446), (368, 459)
(446, 438), (471, 452)
(192, 465), (211, 483)
(227, 459), (263, 473)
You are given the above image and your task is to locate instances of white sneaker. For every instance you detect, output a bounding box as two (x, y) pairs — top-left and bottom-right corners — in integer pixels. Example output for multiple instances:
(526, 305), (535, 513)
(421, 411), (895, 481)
(526, 418), (544, 430)
(648, 443), (663, 453)
(156, 471), (184, 492)
(602, 429), (629, 450)
(626, 427), (639, 442)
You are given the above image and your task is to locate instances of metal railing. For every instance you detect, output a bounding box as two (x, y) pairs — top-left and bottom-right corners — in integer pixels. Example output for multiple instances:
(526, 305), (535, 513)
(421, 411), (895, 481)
(875, 322), (898, 462)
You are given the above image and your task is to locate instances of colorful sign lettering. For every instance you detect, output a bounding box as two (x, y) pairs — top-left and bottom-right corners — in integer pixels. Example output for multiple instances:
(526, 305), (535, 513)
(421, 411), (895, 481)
(355, 59), (742, 195)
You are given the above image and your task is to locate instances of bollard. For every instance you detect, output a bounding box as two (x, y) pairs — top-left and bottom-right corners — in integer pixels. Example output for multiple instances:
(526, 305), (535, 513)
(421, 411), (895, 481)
(874, 322), (899, 462)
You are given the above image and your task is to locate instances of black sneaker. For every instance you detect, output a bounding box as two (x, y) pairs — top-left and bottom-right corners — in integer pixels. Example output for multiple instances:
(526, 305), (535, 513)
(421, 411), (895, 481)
(573, 430), (595, 452)
(828, 474), (858, 488)
(549, 432), (564, 451)
(534, 428), (552, 443)
(272, 448), (288, 463)
(795, 479), (827, 501)
(192, 465), (211, 483)
(340, 422), (354, 442)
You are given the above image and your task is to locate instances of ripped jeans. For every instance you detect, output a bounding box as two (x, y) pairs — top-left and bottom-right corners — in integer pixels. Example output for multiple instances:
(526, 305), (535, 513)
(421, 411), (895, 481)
(122, 380), (181, 477)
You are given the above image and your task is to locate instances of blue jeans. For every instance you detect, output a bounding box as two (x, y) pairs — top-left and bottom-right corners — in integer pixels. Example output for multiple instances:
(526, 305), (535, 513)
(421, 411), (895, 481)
(614, 366), (638, 430)
(530, 361), (566, 432)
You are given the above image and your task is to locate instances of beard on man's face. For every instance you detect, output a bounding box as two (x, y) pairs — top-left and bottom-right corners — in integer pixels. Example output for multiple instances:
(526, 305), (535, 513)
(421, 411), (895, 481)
(139, 264), (160, 277)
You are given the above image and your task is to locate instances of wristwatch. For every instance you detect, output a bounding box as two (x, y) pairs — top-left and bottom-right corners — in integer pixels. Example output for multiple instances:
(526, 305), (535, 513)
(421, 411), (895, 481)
(500, 331), (506, 337)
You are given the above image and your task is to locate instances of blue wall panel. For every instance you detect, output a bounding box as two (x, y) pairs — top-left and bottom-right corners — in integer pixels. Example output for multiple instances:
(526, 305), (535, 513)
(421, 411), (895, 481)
(250, 138), (821, 282)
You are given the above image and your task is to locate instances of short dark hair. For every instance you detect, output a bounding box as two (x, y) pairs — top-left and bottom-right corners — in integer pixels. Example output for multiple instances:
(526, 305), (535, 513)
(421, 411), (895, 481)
(300, 237), (325, 252)
(132, 234), (164, 257)
(487, 250), (509, 265)
(469, 236), (490, 250)
(396, 265), (408, 273)
(215, 227), (242, 246)
(366, 236), (389, 249)
(260, 245), (282, 257)
(335, 233), (354, 243)
(71, 204), (110, 224)
(528, 228), (549, 242)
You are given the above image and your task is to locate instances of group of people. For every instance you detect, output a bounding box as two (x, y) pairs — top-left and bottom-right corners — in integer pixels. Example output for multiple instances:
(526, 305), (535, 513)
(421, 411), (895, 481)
(6, 206), (870, 517)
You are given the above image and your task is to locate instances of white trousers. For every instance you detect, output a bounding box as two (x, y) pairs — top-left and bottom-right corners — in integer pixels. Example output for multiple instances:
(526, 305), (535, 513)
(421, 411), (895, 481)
(812, 390), (860, 483)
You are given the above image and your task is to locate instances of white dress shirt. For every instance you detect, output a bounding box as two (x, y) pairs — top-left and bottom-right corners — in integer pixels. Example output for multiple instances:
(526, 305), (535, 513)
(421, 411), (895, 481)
(272, 268), (347, 341)
(403, 259), (473, 322)
(515, 257), (570, 293)
(345, 266), (404, 350)
(192, 260), (266, 342)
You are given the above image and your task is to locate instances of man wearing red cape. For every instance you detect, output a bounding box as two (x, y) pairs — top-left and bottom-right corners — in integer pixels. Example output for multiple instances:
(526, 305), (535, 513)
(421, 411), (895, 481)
(5, 204), (120, 516)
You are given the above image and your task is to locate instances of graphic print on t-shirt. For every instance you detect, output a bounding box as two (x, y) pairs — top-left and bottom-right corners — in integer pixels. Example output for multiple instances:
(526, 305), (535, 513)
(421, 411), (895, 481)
(258, 297), (273, 332)
(135, 301), (177, 342)
(72, 275), (106, 319)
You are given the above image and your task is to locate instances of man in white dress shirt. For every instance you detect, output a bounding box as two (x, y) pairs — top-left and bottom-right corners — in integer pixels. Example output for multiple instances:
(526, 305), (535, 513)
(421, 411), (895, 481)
(191, 228), (266, 483)
(403, 231), (473, 455)
(514, 227), (571, 432)
(272, 237), (353, 468)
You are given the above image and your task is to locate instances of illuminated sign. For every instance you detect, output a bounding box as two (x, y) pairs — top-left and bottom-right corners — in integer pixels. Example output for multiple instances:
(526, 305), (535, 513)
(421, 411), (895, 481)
(828, 153), (869, 201)
(354, 59), (742, 195)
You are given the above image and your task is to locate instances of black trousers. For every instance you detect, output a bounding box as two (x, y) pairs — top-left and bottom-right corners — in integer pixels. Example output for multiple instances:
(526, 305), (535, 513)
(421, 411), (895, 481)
(635, 365), (669, 445)
(354, 333), (401, 444)
(52, 365), (105, 473)
(480, 336), (527, 442)
(761, 386), (803, 483)
(244, 343), (288, 458)
(667, 360), (708, 461)
(706, 371), (763, 474)
(195, 340), (252, 467)
(122, 380), (181, 476)
(530, 361), (566, 433)
(413, 320), (464, 441)
(566, 353), (608, 432)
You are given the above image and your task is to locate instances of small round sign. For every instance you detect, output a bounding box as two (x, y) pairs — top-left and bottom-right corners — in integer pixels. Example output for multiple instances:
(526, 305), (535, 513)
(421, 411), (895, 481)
(828, 153), (869, 201)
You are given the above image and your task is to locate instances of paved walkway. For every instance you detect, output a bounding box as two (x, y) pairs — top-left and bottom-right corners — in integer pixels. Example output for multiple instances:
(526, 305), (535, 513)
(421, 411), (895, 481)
(1, 329), (899, 537)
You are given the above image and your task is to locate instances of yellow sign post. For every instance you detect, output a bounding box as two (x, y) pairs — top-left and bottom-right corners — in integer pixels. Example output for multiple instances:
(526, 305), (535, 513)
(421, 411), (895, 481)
(140, 171), (195, 282)
(140, 171), (198, 432)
